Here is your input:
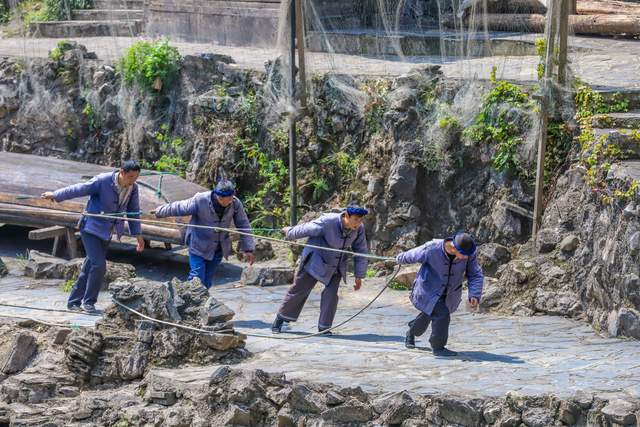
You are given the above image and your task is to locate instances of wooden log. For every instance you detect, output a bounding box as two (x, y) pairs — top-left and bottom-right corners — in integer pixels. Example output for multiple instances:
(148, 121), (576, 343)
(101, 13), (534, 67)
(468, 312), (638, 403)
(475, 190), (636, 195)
(0, 204), (183, 245)
(578, 1), (640, 16)
(444, 14), (640, 37)
(28, 226), (67, 241)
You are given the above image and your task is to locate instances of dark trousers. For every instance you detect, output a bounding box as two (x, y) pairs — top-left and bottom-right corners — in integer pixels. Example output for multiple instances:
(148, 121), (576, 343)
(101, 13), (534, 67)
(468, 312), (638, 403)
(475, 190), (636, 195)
(278, 267), (341, 329)
(408, 296), (451, 350)
(68, 231), (109, 306)
(188, 249), (223, 289)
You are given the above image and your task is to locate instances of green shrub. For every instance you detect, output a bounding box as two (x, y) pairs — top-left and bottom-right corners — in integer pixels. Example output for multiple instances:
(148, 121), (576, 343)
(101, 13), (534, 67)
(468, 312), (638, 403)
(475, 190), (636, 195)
(60, 279), (74, 293)
(463, 67), (533, 177)
(48, 39), (74, 61)
(119, 39), (182, 92)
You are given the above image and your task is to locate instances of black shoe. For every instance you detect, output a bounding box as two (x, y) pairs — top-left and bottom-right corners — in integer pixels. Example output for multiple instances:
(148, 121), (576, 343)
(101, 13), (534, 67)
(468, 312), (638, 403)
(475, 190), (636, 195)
(405, 331), (416, 349)
(433, 347), (458, 357)
(81, 303), (98, 314)
(318, 328), (333, 336)
(67, 303), (81, 312)
(271, 316), (284, 334)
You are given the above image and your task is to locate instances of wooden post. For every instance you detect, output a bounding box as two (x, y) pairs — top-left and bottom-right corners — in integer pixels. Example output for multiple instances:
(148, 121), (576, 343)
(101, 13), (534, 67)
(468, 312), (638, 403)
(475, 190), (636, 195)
(568, 0), (577, 15)
(65, 227), (79, 259)
(294, 0), (307, 109)
(289, 0), (298, 226)
(532, 0), (560, 237)
(558, 0), (570, 84)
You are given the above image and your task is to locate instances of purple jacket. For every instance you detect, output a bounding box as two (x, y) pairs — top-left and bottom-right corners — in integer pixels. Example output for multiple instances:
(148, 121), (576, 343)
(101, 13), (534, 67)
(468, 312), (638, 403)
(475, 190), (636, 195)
(53, 171), (141, 241)
(155, 192), (255, 261)
(396, 239), (484, 315)
(287, 213), (368, 285)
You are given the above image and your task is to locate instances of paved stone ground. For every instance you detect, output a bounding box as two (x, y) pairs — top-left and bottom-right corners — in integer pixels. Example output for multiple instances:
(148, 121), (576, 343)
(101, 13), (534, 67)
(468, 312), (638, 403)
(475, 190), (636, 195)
(0, 34), (638, 88)
(220, 281), (640, 399)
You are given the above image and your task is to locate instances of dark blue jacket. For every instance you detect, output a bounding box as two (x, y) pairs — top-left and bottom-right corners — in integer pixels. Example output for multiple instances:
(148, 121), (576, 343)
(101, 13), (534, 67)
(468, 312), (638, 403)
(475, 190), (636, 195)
(53, 171), (141, 241)
(396, 239), (484, 315)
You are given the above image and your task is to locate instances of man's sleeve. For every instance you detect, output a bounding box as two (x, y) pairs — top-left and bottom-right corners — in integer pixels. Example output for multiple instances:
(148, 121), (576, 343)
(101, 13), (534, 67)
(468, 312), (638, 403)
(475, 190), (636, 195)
(396, 243), (430, 265)
(126, 185), (142, 236)
(352, 227), (369, 279)
(466, 254), (484, 300)
(53, 177), (101, 202)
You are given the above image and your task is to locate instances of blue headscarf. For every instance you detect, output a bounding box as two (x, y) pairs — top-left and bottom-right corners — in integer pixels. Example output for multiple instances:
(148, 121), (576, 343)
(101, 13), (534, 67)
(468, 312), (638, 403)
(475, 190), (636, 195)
(345, 206), (369, 216)
(214, 179), (235, 197)
(452, 232), (477, 256)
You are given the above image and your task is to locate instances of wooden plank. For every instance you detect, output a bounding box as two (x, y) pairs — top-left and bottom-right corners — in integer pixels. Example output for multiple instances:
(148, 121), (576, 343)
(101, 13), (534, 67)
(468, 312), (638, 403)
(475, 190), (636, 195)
(52, 236), (62, 257)
(28, 226), (67, 241)
(578, 1), (640, 15)
(0, 203), (183, 245)
(558, 0), (570, 84)
(65, 228), (79, 259)
(445, 14), (640, 37)
(501, 201), (534, 220)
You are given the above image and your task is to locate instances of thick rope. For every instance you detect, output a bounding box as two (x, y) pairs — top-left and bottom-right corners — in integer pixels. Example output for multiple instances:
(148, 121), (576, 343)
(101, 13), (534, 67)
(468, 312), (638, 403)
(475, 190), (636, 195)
(0, 205), (396, 262)
(0, 302), (101, 317)
(83, 212), (397, 262)
(0, 312), (83, 328)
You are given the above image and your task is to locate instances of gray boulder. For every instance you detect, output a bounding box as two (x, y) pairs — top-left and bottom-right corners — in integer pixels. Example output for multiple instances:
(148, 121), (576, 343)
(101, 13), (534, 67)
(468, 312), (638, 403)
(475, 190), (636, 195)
(477, 243), (511, 276)
(240, 265), (294, 287)
(0, 257), (7, 277)
(0, 332), (37, 374)
(200, 296), (235, 325)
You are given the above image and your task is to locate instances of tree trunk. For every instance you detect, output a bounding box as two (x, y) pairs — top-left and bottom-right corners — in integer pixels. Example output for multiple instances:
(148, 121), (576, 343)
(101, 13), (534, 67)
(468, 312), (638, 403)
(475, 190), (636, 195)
(444, 13), (640, 37)
(578, 0), (640, 15)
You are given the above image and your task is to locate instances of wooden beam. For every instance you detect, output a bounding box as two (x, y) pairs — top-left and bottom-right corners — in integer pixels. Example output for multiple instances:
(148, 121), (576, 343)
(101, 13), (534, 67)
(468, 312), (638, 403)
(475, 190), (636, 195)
(65, 228), (79, 259)
(578, 1), (640, 15)
(558, 0), (570, 84)
(28, 226), (67, 241)
(500, 201), (534, 220)
(569, 0), (577, 15)
(444, 14), (640, 37)
(0, 203), (183, 245)
(533, 0), (559, 238)
(294, 0), (307, 109)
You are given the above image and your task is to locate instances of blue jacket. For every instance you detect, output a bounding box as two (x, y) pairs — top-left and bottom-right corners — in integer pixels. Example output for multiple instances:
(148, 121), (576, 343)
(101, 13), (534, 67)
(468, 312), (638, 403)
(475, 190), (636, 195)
(53, 171), (141, 241)
(286, 213), (368, 285)
(155, 191), (255, 261)
(396, 239), (484, 315)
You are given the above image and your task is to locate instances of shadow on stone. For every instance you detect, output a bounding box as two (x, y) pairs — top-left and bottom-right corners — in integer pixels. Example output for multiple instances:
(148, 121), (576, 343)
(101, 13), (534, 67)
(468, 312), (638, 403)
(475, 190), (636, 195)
(455, 351), (525, 364)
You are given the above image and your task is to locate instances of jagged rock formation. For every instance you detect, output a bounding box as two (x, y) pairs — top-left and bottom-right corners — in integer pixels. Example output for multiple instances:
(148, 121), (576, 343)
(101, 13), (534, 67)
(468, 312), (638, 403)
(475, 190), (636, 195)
(0, 276), (247, 417)
(1, 364), (639, 426)
(482, 163), (640, 339)
(25, 250), (135, 286)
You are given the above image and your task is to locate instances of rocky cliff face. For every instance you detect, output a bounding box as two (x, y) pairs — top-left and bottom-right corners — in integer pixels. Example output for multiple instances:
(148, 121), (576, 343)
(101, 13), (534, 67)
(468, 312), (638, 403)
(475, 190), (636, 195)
(482, 163), (640, 339)
(0, 43), (537, 255)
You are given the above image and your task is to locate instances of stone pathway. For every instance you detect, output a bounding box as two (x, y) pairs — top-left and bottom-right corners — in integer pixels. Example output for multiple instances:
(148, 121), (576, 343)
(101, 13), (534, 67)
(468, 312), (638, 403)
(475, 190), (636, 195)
(216, 280), (640, 399)
(0, 34), (638, 88)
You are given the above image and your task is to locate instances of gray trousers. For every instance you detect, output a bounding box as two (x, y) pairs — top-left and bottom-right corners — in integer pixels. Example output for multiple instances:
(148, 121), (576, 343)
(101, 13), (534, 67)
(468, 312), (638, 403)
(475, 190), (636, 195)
(277, 267), (341, 329)
(68, 231), (109, 306)
(408, 296), (451, 350)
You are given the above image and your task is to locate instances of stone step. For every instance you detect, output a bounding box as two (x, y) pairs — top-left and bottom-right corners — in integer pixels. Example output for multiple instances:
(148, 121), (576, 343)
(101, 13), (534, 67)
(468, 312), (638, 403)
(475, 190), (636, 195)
(72, 9), (143, 21)
(93, 0), (143, 9)
(607, 160), (640, 184)
(29, 20), (143, 38)
(306, 29), (536, 58)
(590, 128), (640, 160)
(591, 110), (640, 129)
